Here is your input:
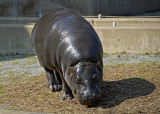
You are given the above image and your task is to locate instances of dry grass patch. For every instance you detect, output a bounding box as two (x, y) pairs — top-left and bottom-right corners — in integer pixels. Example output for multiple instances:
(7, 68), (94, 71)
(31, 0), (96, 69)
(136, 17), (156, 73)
(0, 62), (160, 113)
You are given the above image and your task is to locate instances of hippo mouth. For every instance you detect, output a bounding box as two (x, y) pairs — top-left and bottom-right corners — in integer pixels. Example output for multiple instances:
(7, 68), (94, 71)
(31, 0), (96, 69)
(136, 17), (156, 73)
(77, 91), (101, 106)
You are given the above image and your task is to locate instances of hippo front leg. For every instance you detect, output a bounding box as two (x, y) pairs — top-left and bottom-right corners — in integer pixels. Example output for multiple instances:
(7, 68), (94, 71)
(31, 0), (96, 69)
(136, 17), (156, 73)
(44, 68), (62, 92)
(59, 71), (74, 100)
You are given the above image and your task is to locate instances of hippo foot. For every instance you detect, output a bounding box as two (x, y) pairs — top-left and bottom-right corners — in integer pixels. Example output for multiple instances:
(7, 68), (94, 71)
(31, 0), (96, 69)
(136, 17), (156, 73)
(60, 92), (74, 100)
(48, 84), (62, 92)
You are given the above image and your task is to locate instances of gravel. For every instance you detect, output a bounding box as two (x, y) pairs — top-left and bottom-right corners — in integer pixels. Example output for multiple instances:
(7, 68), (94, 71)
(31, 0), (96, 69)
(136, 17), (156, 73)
(0, 55), (44, 79)
(0, 54), (160, 79)
(103, 54), (160, 65)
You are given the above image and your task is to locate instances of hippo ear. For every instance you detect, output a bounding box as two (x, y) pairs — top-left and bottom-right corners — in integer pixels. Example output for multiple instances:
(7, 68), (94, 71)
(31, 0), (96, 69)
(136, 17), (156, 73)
(96, 61), (101, 69)
(68, 67), (74, 73)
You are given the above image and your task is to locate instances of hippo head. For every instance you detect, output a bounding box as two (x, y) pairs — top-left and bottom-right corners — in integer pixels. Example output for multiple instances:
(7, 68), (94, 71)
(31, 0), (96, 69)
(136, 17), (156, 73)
(66, 61), (102, 106)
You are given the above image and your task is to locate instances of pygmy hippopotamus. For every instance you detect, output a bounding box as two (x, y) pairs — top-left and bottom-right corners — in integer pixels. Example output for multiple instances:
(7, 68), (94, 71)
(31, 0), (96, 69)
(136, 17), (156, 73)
(31, 9), (103, 106)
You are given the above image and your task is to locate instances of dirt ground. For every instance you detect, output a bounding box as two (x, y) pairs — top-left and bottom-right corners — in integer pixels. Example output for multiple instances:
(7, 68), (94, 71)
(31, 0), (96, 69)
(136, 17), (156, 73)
(0, 62), (160, 113)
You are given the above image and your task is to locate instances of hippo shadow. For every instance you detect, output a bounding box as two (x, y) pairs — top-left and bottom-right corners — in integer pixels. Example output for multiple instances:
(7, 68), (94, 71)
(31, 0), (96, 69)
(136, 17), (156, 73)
(97, 78), (156, 108)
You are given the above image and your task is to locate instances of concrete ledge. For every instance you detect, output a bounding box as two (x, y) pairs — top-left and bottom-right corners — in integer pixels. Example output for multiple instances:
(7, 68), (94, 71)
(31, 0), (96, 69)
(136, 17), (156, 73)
(86, 18), (160, 53)
(0, 17), (38, 24)
(0, 24), (34, 55)
(94, 26), (160, 53)
(87, 18), (160, 26)
(0, 17), (160, 55)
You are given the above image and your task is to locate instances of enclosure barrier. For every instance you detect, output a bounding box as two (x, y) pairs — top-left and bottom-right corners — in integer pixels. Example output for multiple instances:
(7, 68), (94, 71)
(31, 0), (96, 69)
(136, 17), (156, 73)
(0, 17), (160, 55)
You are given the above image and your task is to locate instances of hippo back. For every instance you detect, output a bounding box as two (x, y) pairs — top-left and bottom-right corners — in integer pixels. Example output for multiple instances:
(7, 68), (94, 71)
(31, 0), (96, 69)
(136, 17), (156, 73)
(31, 9), (103, 72)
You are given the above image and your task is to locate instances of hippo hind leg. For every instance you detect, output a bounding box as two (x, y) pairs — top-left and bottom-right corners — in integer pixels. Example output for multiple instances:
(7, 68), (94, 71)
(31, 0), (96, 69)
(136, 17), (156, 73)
(44, 68), (62, 92)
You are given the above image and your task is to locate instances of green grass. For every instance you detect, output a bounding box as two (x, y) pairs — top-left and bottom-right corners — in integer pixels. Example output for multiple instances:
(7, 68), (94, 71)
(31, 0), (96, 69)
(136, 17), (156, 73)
(156, 70), (160, 74)
(141, 52), (160, 56)
(0, 61), (6, 63)
(8, 106), (16, 110)
(22, 63), (27, 66)
(0, 78), (3, 82)
(145, 52), (152, 55)
(0, 70), (30, 78)
(23, 92), (31, 98)
(0, 84), (7, 91)
(27, 60), (37, 65)
(104, 52), (160, 56)
(136, 74), (151, 78)
(111, 52), (121, 55)
(103, 52), (108, 57)
(21, 71), (29, 77)
(103, 52), (123, 56)
(26, 55), (35, 59)
(27, 77), (38, 82)
(22, 56), (38, 66)
(2, 71), (15, 77)
(155, 52), (160, 55)
(11, 61), (19, 65)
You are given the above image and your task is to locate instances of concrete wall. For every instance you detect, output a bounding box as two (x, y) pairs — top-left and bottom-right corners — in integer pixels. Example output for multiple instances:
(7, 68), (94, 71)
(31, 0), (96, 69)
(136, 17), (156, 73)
(91, 18), (160, 53)
(1, 0), (160, 16)
(0, 17), (160, 55)
(0, 24), (34, 55)
(99, 0), (160, 16)
(0, 0), (38, 17)
(52, 0), (160, 16)
(51, 0), (99, 16)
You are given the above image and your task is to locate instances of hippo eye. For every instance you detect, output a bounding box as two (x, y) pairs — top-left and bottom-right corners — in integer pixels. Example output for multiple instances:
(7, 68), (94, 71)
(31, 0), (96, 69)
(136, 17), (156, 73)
(93, 74), (98, 82)
(76, 77), (82, 84)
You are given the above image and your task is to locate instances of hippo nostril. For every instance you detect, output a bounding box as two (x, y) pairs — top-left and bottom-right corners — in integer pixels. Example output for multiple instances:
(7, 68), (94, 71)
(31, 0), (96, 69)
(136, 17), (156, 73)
(97, 94), (100, 98)
(92, 93), (100, 99)
(92, 93), (96, 98)
(83, 94), (87, 100)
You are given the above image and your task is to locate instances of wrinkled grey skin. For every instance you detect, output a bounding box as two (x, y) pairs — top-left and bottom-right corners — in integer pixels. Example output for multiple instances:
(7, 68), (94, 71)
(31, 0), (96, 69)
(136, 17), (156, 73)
(31, 9), (103, 106)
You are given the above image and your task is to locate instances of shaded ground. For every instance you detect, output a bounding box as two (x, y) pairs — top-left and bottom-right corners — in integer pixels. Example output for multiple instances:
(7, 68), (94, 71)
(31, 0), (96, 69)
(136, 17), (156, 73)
(0, 62), (160, 113)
